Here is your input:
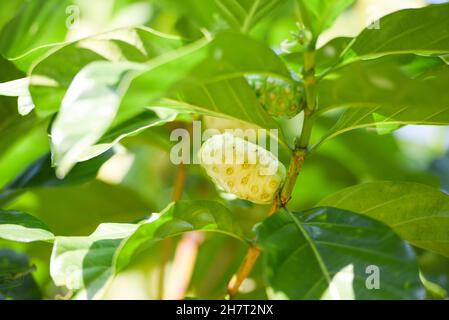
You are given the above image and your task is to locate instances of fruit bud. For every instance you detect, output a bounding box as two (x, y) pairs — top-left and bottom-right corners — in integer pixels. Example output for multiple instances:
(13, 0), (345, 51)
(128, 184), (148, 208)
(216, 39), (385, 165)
(247, 76), (304, 118)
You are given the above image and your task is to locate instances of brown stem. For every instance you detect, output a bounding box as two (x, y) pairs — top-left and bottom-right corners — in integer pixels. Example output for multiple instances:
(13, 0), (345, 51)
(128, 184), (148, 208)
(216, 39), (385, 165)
(280, 149), (307, 207)
(171, 163), (187, 202)
(158, 163), (187, 300)
(165, 232), (205, 299)
(227, 245), (261, 298)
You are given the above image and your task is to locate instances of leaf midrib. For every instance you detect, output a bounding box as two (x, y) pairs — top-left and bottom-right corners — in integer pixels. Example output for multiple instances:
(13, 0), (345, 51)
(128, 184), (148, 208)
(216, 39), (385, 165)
(285, 210), (333, 291)
(241, 0), (261, 33)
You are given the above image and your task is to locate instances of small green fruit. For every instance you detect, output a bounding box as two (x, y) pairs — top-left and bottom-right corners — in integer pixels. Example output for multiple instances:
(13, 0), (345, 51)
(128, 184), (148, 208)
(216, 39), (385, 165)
(248, 76), (304, 118)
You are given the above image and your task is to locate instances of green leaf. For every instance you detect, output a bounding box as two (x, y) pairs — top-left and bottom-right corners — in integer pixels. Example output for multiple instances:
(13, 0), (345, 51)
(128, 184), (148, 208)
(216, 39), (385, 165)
(34, 28), (290, 176)
(296, 0), (354, 39)
(50, 61), (145, 178)
(316, 56), (449, 146)
(0, 210), (54, 242)
(84, 109), (178, 161)
(166, 0), (285, 33)
(0, 249), (41, 300)
(0, 1), (23, 31)
(34, 30), (290, 123)
(342, 3), (449, 65)
(256, 207), (424, 300)
(318, 182), (449, 259)
(46, 31), (290, 176)
(29, 27), (183, 117)
(0, 0), (72, 71)
(50, 223), (138, 298)
(168, 77), (279, 129)
(115, 201), (244, 271)
(50, 200), (244, 299)
(119, 31), (291, 129)
(215, 0), (285, 33)
(162, 0), (217, 30)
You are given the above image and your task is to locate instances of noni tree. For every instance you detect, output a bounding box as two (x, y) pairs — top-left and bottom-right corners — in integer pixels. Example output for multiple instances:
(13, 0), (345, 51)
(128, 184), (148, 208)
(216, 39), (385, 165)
(1, 0), (449, 300)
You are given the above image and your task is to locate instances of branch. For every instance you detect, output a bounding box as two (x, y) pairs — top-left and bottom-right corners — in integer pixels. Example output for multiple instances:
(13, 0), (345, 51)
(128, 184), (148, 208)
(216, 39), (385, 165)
(158, 163), (187, 300)
(226, 39), (318, 300)
(227, 244), (261, 298)
(165, 232), (205, 299)
(226, 202), (278, 298)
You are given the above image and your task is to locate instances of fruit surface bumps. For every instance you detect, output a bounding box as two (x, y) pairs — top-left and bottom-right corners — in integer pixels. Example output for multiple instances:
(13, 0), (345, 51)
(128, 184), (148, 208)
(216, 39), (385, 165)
(200, 133), (286, 204)
(248, 76), (304, 118)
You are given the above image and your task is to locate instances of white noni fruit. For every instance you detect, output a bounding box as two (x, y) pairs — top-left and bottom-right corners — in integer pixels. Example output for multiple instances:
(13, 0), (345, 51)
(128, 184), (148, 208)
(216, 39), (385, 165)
(199, 133), (286, 204)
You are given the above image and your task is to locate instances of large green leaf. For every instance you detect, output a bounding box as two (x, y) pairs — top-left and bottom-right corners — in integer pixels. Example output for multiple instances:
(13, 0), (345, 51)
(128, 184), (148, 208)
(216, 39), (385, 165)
(0, 1), (24, 31)
(296, 0), (354, 39)
(256, 207), (424, 300)
(341, 3), (449, 65)
(31, 29), (289, 118)
(114, 201), (244, 271)
(315, 56), (449, 146)
(44, 36), (202, 177)
(118, 31), (291, 129)
(118, 31), (289, 148)
(50, 61), (145, 178)
(32, 29), (290, 123)
(318, 182), (449, 259)
(319, 55), (448, 112)
(164, 0), (285, 33)
(50, 222), (138, 299)
(81, 109), (178, 163)
(214, 0), (285, 33)
(165, 77), (278, 129)
(50, 200), (244, 299)
(29, 27), (183, 117)
(0, 0), (73, 71)
(161, 0), (217, 30)
(0, 210), (54, 242)
(43, 31), (290, 176)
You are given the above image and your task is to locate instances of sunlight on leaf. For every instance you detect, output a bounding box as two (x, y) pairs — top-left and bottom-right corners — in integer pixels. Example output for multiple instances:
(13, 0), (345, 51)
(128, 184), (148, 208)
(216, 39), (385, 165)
(0, 210), (54, 242)
(320, 264), (355, 300)
(51, 61), (145, 178)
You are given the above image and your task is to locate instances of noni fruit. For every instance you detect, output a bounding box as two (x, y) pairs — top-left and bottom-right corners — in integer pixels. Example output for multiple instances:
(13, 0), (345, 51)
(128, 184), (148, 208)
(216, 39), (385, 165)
(199, 133), (286, 204)
(248, 76), (304, 118)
